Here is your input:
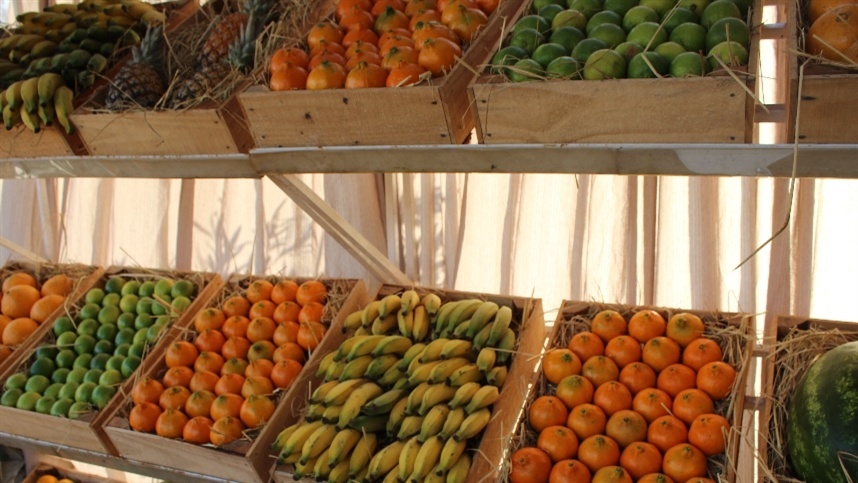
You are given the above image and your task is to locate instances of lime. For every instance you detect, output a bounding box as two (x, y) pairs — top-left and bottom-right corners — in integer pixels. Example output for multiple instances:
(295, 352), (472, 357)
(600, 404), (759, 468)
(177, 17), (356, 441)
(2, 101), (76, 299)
(35, 395), (56, 414)
(66, 367), (87, 385)
(104, 276), (126, 295)
(115, 328), (136, 347)
(29, 357), (56, 378)
(132, 329), (148, 345)
(101, 292), (120, 307)
(615, 40), (645, 60)
(44, 382), (63, 399)
(583, 48), (627, 79)
(93, 341), (114, 360)
(552, 9), (588, 31)
(78, 303), (101, 321)
(120, 280), (140, 297)
(136, 297), (154, 316)
(654, 41), (687, 62)
(153, 278), (174, 298)
(83, 369), (104, 385)
(490, 45), (530, 74)
(151, 295), (171, 316)
(532, 42), (570, 68)
(661, 7), (699, 31)
(77, 319), (99, 338)
(726, 0), (752, 16)
(134, 313), (154, 330)
(16, 391), (41, 411)
(509, 27), (546, 55)
(700, 0), (741, 28)
(566, 0), (601, 17)
(129, 341), (146, 359)
(106, 355), (124, 372)
(538, 3), (565, 22)
(138, 281), (156, 298)
(604, 0), (639, 16)
(96, 323), (118, 342)
(1, 388), (22, 407)
(640, 0), (679, 17)
(56, 331), (77, 349)
(627, 51), (670, 77)
(705, 16), (750, 51)
(68, 400), (91, 419)
(146, 323), (167, 343)
(51, 367), (70, 384)
(571, 37), (608, 63)
(679, 0), (710, 17)
(670, 50), (708, 76)
(121, 355), (141, 378)
(626, 21), (669, 49)
(533, 0), (566, 11)
(669, 22), (707, 53)
(5, 372), (28, 391)
(586, 10), (623, 34)
(58, 381), (80, 400)
(507, 58), (544, 82)
(91, 384), (116, 410)
(117, 296), (139, 316)
(98, 305), (120, 325)
(99, 369), (123, 387)
(114, 343), (131, 357)
(622, 5), (659, 31)
(514, 14), (552, 35)
(72, 353), (92, 370)
(53, 316), (74, 337)
(117, 312), (136, 331)
(549, 26), (586, 51)
(545, 55), (582, 78)
(74, 334), (96, 355)
(171, 296), (191, 314)
(50, 397), (74, 417)
(588, 23), (627, 48)
(36, 346), (59, 360)
(55, 349), (76, 369)
(84, 288), (105, 306)
(90, 352), (111, 371)
(25, 374), (50, 394)
(706, 40), (748, 70)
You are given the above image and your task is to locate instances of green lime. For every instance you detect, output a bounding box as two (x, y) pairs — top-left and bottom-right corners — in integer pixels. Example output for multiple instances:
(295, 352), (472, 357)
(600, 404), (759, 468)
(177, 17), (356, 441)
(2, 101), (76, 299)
(83, 369), (104, 385)
(96, 323), (118, 342)
(583, 48), (627, 79)
(114, 343), (131, 357)
(549, 26), (586, 51)
(670, 50), (708, 76)
(588, 23), (627, 48)
(45, 382), (64, 399)
(115, 327), (136, 347)
(74, 334), (96, 355)
(532, 42), (569, 68)
(105, 355), (124, 373)
(91, 384), (116, 410)
(104, 276), (126, 295)
(534, 0), (566, 9)
(58, 381), (79, 400)
(78, 303), (101, 321)
(35, 346), (59, 361)
(171, 296), (191, 314)
(146, 322), (167, 343)
(16, 391), (41, 411)
(700, 0), (741, 28)
(507, 58), (545, 82)
(545, 55), (582, 78)
(661, 7), (699, 31)
(490, 45), (530, 74)
(101, 292), (120, 307)
(705, 16), (750, 51)
(727, 0), (751, 16)
(622, 5), (659, 31)
(654, 41), (687, 62)
(566, 0), (601, 17)
(679, 0), (710, 17)
(615, 40), (645, 61)
(53, 316), (74, 337)
(171, 280), (195, 299)
(640, 0), (679, 17)
(66, 368), (87, 385)
(627, 50), (670, 77)
(538, 3), (565, 22)
(76, 319), (99, 338)
(136, 297), (154, 316)
(571, 37), (608, 63)
(68, 400), (92, 419)
(72, 353), (92, 370)
(669, 22), (707, 53)
(90, 352), (111, 370)
(84, 288), (105, 306)
(1, 388), (22, 407)
(5, 372), (28, 391)
(93, 339), (114, 355)
(604, 0), (639, 16)
(99, 369), (123, 387)
(119, 294), (139, 315)
(129, 341), (146, 359)
(56, 331), (77, 349)
(509, 27), (545, 56)
(138, 281), (156, 298)
(98, 305), (120, 325)
(134, 313), (154, 330)
(151, 295), (172, 316)
(55, 348), (76, 369)
(51, 367), (71, 384)
(120, 280), (140, 297)
(117, 312), (136, 331)
(35, 395), (56, 414)
(706, 40), (748, 70)
(50, 397), (74, 417)
(30, 357), (56, 378)
(552, 8), (588, 31)
(132, 329), (148, 346)
(25, 374), (50, 394)
(626, 21), (669, 49)
(586, 10), (623, 34)
(154, 278), (174, 298)
(121, 355), (141, 378)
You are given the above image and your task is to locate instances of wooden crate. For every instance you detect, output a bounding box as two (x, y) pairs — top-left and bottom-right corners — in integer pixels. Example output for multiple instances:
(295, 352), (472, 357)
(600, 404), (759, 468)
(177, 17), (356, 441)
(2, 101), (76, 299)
(0, 266), (221, 455)
(784, 0), (858, 144)
(237, 0), (519, 148)
(102, 275), (368, 482)
(499, 301), (754, 482)
(0, 261), (103, 378)
(757, 315), (858, 481)
(23, 462), (126, 483)
(271, 284), (546, 483)
(469, 1), (763, 144)
(67, 0), (256, 156)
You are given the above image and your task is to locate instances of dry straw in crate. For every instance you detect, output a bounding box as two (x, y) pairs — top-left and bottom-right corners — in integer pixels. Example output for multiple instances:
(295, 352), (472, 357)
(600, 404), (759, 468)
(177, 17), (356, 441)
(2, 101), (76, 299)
(760, 318), (858, 482)
(500, 301), (753, 482)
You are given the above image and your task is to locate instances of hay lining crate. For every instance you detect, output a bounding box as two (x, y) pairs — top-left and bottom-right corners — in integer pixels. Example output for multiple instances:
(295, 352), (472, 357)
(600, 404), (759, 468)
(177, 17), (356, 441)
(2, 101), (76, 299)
(757, 315), (858, 481)
(499, 301), (754, 482)
(68, 0), (255, 156)
(0, 261), (103, 378)
(271, 284), (546, 483)
(469, 0), (763, 144)
(784, 0), (858, 143)
(0, 266), (221, 455)
(237, 0), (520, 148)
(102, 275), (368, 483)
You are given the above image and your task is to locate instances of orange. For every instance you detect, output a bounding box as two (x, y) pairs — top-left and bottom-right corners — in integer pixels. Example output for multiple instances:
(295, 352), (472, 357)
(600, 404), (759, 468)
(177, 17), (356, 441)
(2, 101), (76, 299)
(183, 416), (214, 444)
(162, 366), (194, 388)
(567, 403), (607, 440)
(2, 317), (38, 345)
(810, 0), (857, 24)
(221, 357), (250, 376)
(696, 361), (736, 400)
(568, 331), (605, 362)
(215, 373), (246, 396)
(240, 394), (276, 427)
(416, 37), (462, 76)
(155, 408), (189, 439)
(210, 393), (245, 420)
(0, 345), (11, 365)
(269, 66), (309, 91)
(40, 274), (73, 297)
(270, 47), (310, 72)
(386, 62), (428, 86)
(194, 328), (226, 353)
(2, 272), (37, 292)
(656, 363), (697, 398)
(688, 413), (731, 456)
(246, 317), (276, 343)
(248, 340), (276, 362)
(618, 362), (657, 395)
(529, 395), (569, 432)
(603, 335), (642, 368)
(307, 22), (345, 53)
(681, 337), (723, 371)
(543, 348), (583, 385)
(209, 416), (246, 447)
(577, 435), (621, 473)
(638, 474), (675, 483)
(1, 285), (41, 319)
(273, 302), (302, 325)
(555, 374), (595, 410)
(808, 5), (858, 63)
(245, 359), (275, 379)
(646, 415), (688, 453)
(538, 425), (580, 462)
(273, 342), (306, 364)
(641, 336), (681, 372)
(619, 442), (663, 479)
(189, 370), (220, 393)
(222, 316), (251, 339)
(271, 359), (303, 389)
(185, 389), (217, 418)
(627, 310), (666, 343)
(590, 310), (628, 343)
(591, 466), (633, 483)
(194, 308), (226, 332)
(159, 385), (191, 411)
(129, 402), (162, 433)
(665, 313), (705, 348)
(661, 443), (707, 482)
(549, 459), (592, 483)
(248, 300), (276, 321)
(165, 340), (199, 368)
(632, 387), (673, 424)
(605, 409), (648, 448)
(298, 302), (325, 324)
(273, 321), (300, 346)
(221, 336), (251, 360)
(510, 447), (553, 483)
(672, 388), (715, 426)
(271, 280), (299, 304)
(221, 296), (251, 318)
(581, 355), (620, 388)
(297, 321), (327, 351)
(132, 377), (165, 406)
(296, 280), (327, 306)
(593, 381), (633, 417)
(241, 375), (275, 398)
(194, 351), (225, 374)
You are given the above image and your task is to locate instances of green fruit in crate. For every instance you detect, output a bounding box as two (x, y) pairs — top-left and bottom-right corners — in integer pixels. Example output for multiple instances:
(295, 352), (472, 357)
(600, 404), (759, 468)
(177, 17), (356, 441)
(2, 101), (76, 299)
(628, 51), (670, 78)
(117, 312), (136, 330)
(93, 339), (113, 356)
(30, 357), (56, 378)
(114, 344), (131, 357)
(654, 41), (687, 62)
(79, 302), (100, 320)
(68, 401), (91, 419)
(706, 40), (748, 70)
(85, 288), (105, 305)
(55, 349), (76, 369)
(16, 391), (41, 411)
(102, 292), (120, 307)
(603, 0), (639, 16)
(549, 26), (586, 52)
(51, 368), (70, 384)
(533, 0), (566, 11)
(586, 10), (623, 34)
(77, 319), (99, 337)
(35, 395), (56, 414)
(136, 297), (154, 316)
(571, 37), (608, 63)
(44, 383), (63, 400)
(509, 28), (546, 55)
(705, 17), (750, 52)
(91, 384), (116, 410)
(83, 369), (103, 385)
(132, 330), (148, 346)
(622, 5), (659, 32)
(566, 0), (602, 17)
(171, 295), (191, 313)
(552, 9), (588, 31)
(545, 56), (581, 79)
(58, 381), (79, 400)
(53, 316), (74, 337)
(97, 323), (118, 341)
(532, 43), (569, 68)
(171, 279), (195, 299)
(50, 397), (73, 417)
(99, 369), (122, 387)
(787, 341), (858, 483)
(700, 0), (742, 28)
(669, 22), (707, 53)
(1, 388), (22, 407)
(121, 355), (141, 378)
(25, 375), (50, 394)
(588, 23), (627, 48)
(72, 354), (91, 370)
(115, 328), (135, 346)
(138, 281), (156, 298)
(626, 22), (669, 49)
(106, 355), (124, 372)
(661, 7), (698, 32)
(66, 368), (86, 385)
(75, 381), (96, 402)
(508, 59), (544, 82)
(103, 276), (125, 294)
(99, 305), (121, 326)
(74, 334), (96, 355)
(90, 353), (110, 370)
(120, 280), (140, 297)
(151, 295), (171, 316)
(35, 346), (59, 361)
(615, 41), (645, 61)
(135, 313), (154, 330)
(514, 15), (552, 35)
(56, 331), (76, 348)
(678, 0), (710, 17)
(154, 278), (174, 297)
(583, 48), (627, 79)
(490, 46), (529, 74)
(538, 4), (565, 23)
(119, 294), (138, 313)
(640, 0), (679, 17)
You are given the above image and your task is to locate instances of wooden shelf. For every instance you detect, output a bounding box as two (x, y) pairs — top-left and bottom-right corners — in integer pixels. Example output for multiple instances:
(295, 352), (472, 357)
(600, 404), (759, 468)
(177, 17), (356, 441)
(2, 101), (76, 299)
(1, 144), (857, 179)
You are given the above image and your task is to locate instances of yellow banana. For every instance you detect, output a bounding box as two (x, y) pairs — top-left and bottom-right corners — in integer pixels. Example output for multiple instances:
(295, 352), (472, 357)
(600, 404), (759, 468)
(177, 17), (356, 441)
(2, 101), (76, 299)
(412, 305), (430, 341)
(363, 387), (408, 415)
(440, 339), (473, 360)
(6, 81), (24, 110)
(342, 309), (363, 332)
(448, 382), (482, 410)
(372, 334), (412, 357)
(52, 84), (74, 134)
(377, 294), (401, 317)
(382, 464), (400, 483)
(348, 432), (378, 477)
(453, 407), (492, 441)
(487, 365), (508, 387)
(405, 381), (433, 415)
(377, 363), (406, 387)
(270, 422), (299, 452)
(20, 105), (40, 133)
(418, 384), (458, 416)
(36, 72), (63, 107)
(476, 348), (497, 373)
(367, 440), (406, 480)
(320, 404), (342, 424)
(447, 363), (482, 387)
(386, 396), (409, 438)
(399, 436), (421, 481)
(446, 452), (472, 483)
(446, 299), (483, 332)
(428, 357), (472, 384)
(439, 407), (467, 440)
(419, 338), (452, 364)
(315, 351), (338, 378)
(487, 305), (513, 347)
(426, 467), (447, 482)
(408, 435), (444, 481)
(465, 301), (500, 339)
(139, 9), (165, 26)
(346, 334), (386, 361)
(400, 289), (420, 313)
(407, 359), (445, 387)
(334, 335), (361, 362)
(361, 300), (381, 327)
(326, 428), (361, 469)
(397, 309), (414, 338)
(371, 313), (398, 335)
(325, 360), (346, 381)
(3, 104), (21, 130)
(337, 381), (383, 429)
(397, 342), (426, 372)
(421, 293), (442, 315)
(496, 328), (516, 364)
(436, 437), (467, 474)
(365, 354), (400, 380)
(339, 354), (374, 381)
(279, 420), (325, 461)
(306, 402), (327, 422)
(15, 34), (45, 52)
(433, 300), (461, 335)
(419, 404), (450, 442)
(472, 322), (494, 352)
(353, 326), (370, 336)
(293, 454), (318, 479)
(396, 415), (424, 440)
(121, 0), (157, 19)
(323, 378), (370, 406)
(464, 385), (500, 414)
(328, 458), (351, 483)
(313, 447), (333, 480)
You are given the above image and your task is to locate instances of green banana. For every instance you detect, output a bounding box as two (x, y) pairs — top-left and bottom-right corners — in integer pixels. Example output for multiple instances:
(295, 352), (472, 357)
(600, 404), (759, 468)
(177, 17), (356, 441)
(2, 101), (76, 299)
(4, 81), (22, 109)
(433, 300), (461, 335)
(337, 381), (383, 429)
(464, 385), (500, 414)
(421, 293), (442, 315)
(439, 407), (466, 440)
(428, 357), (472, 384)
(347, 414), (387, 433)
(372, 335), (412, 357)
(371, 313), (398, 335)
(419, 404), (450, 442)
(418, 384), (457, 416)
(446, 299), (483, 333)
(278, 420), (325, 461)
(86, 53), (108, 74)
(419, 338), (452, 363)
(487, 305), (513, 347)
(407, 359), (445, 387)
(377, 294), (402, 317)
(408, 435), (444, 481)
(366, 440), (406, 480)
(306, 402), (326, 421)
(323, 378), (370, 407)
(453, 407), (492, 441)
(397, 342), (427, 372)
(37, 72), (64, 107)
(324, 360), (346, 381)
(15, 34), (46, 52)
(472, 322), (495, 352)
(397, 415), (424, 440)
(365, 354), (400, 380)
(345, 334), (386, 361)
(325, 428), (361, 469)
(3, 103), (21, 130)
(66, 49), (91, 69)
(334, 336), (360, 362)
(377, 363), (406, 387)
(38, 98), (55, 125)
(339, 354), (373, 381)
(448, 382), (481, 410)
(447, 363), (482, 387)
(386, 396), (409, 437)
(487, 365), (508, 387)
(496, 328), (516, 364)
(412, 304), (430, 341)
(465, 301), (500, 339)
(451, 318), (472, 339)
(445, 452), (472, 483)
(440, 339), (473, 360)
(398, 436), (421, 482)
(435, 437), (467, 474)
(476, 348), (497, 373)
(363, 387), (408, 415)
(342, 309), (363, 332)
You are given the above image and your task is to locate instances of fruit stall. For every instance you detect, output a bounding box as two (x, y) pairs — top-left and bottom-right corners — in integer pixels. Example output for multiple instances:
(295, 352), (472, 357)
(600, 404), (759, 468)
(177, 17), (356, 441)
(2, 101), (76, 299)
(0, 0), (856, 479)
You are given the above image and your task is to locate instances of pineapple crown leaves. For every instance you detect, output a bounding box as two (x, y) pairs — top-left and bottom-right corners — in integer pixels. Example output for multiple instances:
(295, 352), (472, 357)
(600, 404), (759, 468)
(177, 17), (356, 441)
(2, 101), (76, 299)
(226, 13), (263, 72)
(132, 23), (166, 70)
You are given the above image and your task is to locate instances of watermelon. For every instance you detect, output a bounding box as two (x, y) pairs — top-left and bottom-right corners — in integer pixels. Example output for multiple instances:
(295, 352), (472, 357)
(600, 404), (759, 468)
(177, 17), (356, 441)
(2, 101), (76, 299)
(787, 341), (858, 483)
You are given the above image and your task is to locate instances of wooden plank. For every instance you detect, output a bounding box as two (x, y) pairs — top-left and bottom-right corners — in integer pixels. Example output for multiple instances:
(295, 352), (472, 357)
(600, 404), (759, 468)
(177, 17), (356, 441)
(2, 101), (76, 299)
(0, 126), (75, 158)
(797, 75), (858, 143)
(0, 237), (49, 263)
(266, 173), (412, 286)
(0, 153), (257, 178)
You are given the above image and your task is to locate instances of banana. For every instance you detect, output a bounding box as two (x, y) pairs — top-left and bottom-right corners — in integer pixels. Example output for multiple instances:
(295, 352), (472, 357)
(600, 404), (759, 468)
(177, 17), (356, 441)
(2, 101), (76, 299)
(15, 34), (46, 52)
(426, 467), (447, 483)
(279, 420), (325, 461)
(367, 440), (406, 480)
(407, 359), (445, 387)
(282, 451), (303, 466)
(377, 363), (406, 387)
(382, 465), (400, 483)
(365, 354), (400, 380)
(103, 4), (127, 16)
(476, 348), (497, 373)
(465, 301), (500, 339)
(339, 354), (374, 381)
(419, 338), (452, 364)
(5, 81), (23, 110)
(337, 381), (383, 429)
(44, 4), (77, 15)
(419, 404), (450, 442)
(451, 319), (472, 339)
(360, 300), (381, 327)
(405, 381), (433, 415)
(307, 402), (327, 421)
(397, 415), (424, 440)
(487, 305), (513, 347)
(20, 105), (40, 133)
(445, 452), (472, 483)
(270, 422), (299, 452)
(408, 435), (444, 481)
(487, 366), (508, 387)
(121, 0), (157, 19)
(436, 437), (467, 474)
(387, 396), (409, 437)
(315, 351), (338, 378)
(363, 387), (408, 415)
(377, 294), (402, 317)
(23, 40), (59, 63)
(397, 309), (414, 338)
(440, 339), (473, 360)
(314, 447), (333, 480)
(54, 86), (74, 134)
(453, 407), (492, 442)
(107, 13), (137, 29)
(342, 309), (363, 332)
(371, 313), (398, 335)
(328, 458), (351, 483)
(323, 378), (370, 407)
(472, 322), (495, 352)
(347, 414), (387, 433)
(20, 76), (39, 115)
(421, 293), (442, 315)
(439, 407), (466, 440)
(334, 336), (361, 362)
(496, 328), (516, 364)
(428, 357), (472, 384)
(139, 9), (165, 26)
(348, 432), (378, 477)
(321, 404), (342, 424)
(412, 305), (430, 341)
(464, 385), (500, 414)
(448, 382), (482, 410)
(446, 299), (483, 332)
(393, 376), (410, 390)
(418, 384), (458, 416)
(325, 360), (346, 381)
(447, 363), (483, 387)
(3, 104), (21, 130)
(353, 326), (370, 336)
(372, 335), (412, 357)
(87, 52), (108, 74)
(433, 300), (461, 335)
(326, 428), (361, 469)
(397, 342), (427, 372)
(293, 455), (318, 479)
(399, 436), (421, 481)
(400, 290), (420, 313)
(345, 334), (386, 361)
(16, 12), (38, 23)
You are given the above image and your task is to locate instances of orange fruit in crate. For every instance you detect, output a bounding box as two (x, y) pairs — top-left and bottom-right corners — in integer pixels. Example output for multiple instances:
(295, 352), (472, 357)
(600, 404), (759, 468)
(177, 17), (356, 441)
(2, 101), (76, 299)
(2, 272), (37, 292)
(165, 340), (199, 368)
(223, 316), (251, 339)
(271, 359), (303, 389)
(604, 335), (642, 368)
(581, 355), (619, 387)
(628, 310), (666, 343)
(210, 416), (246, 447)
(1, 285), (41, 319)
(810, 0), (856, 24)
(270, 66), (309, 91)
(345, 61), (389, 88)
(40, 274), (73, 297)
(195, 308), (226, 332)
(407, 0), (438, 16)
(555, 374), (594, 410)
(590, 310), (628, 343)
(688, 413), (731, 456)
(195, 328), (226, 353)
(271, 280), (299, 305)
(529, 395), (569, 432)
(346, 39), (381, 58)
(592, 466), (633, 483)
(240, 394), (276, 427)
(379, 29), (414, 52)
(162, 366), (194, 388)
(578, 435), (621, 473)
(222, 296), (251, 318)
(549, 459), (592, 482)
(185, 389), (217, 418)
(665, 313), (704, 348)
(672, 388), (715, 425)
(189, 370), (220, 393)
(132, 377), (165, 405)
(632, 387), (673, 423)
(537, 425), (580, 463)
(696, 360), (736, 400)
(194, 351), (225, 374)
(374, 6), (411, 34)
(273, 302), (302, 325)
(155, 408), (188, 439)
(215, 373), (246, 396)
(245, 359), (275, 379)
(247, 317), (276, 343)
(2, 317), (38, 345)
(656, 363), (697, 398)
(248, 340), (276, 361)
(307, 61), (348, 90)
(298, 302), (325, 324)
(618, 362), (657, 395)
(273, 342), (306, 364)
(297, 321), (327, 351)
(686, 478), (716, 483)
(382, 45), (420, 71)
(641, 337), (681, 372)
(619, 442), (663, 479)
(567, 403), (608, 440)
(0, 345), (11, 364)
(0, 315), (11, 337)
(159, 385), (191, 411)
(241, 375), (274, 398)
(271, 47), (310, 72)
(249, 300), (276, 320)
(593, 381), (633, 417)
(647, 415), (688, 453)
(211, 393), (244, 420)
(681, 337), (723, 371)
(605, 409), (648, 448)
(273, 321), (300, 346)
(337, 0), (372, 20)
(443, 4), (488, 42)
(307, 22), (346, 52)
(509, 447), (553, 483)
(807, 5), (858, 62)
(129, 402), (162, 433)
(661, 443), (707, 481)
(544, 349), (583, 385)
(411, 11), (442, 31)
(183, 416), (214, 444)
(386, 62), (428, 86)
(221, 357), (250, 376)
(340, 8), (376, 32)
(372, 0), (406, 16)
(568, 331), (605, 362)
(638, 474), (675, 483)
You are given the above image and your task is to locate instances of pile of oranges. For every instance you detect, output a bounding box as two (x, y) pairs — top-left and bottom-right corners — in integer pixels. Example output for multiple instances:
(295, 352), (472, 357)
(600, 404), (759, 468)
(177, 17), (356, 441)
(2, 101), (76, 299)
(805, 0), (858, 64)
(510, 309), (738, 483)
(268, 0), (498, 90)
(1, 271), (75, 364)
(127, 279), (329, 447)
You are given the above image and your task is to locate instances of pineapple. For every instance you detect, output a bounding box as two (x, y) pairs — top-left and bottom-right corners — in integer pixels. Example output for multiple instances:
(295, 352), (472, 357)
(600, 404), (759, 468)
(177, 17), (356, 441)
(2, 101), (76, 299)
(198, 0), (273, 68)
(105, 24), (166, 111)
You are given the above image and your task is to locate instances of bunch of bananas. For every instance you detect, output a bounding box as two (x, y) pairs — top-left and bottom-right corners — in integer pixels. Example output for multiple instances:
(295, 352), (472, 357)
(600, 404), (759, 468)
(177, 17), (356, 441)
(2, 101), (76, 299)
(0, 73), (74, 133)
(271, 290), (518, 483)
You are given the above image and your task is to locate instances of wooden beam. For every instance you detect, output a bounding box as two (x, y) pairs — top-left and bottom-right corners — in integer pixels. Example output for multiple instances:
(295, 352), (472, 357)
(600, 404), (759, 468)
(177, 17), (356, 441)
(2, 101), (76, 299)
(266, 174), (412, 286)
(0, 236), (49, 263)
